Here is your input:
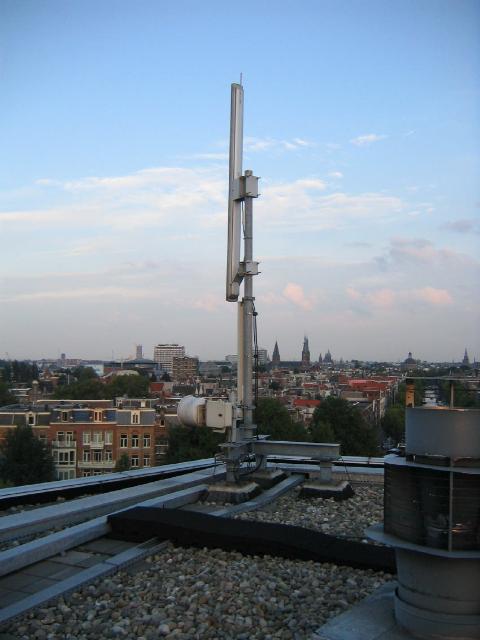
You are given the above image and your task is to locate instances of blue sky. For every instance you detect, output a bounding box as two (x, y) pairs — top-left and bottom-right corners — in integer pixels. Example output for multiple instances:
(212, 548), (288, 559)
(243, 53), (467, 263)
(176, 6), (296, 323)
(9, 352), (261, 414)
(1, 0), (479, 362)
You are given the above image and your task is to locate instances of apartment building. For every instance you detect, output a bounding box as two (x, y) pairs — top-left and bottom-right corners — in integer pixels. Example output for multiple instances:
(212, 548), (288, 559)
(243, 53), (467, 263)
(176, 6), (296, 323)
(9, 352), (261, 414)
(153, 344), (185, 375)
(0, 402), (157, 481)
(172, 356), (198, 381)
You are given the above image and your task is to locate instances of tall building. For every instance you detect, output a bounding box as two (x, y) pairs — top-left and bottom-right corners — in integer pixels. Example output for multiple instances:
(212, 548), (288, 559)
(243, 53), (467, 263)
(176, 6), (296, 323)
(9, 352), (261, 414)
(153, 344), (185, 375)
(172, 356), (199, 381)
(256, 348), (269, 367)
(271, 341), (281, 368)
(301, 336), (310, 368)
(136, 345), (143, 359)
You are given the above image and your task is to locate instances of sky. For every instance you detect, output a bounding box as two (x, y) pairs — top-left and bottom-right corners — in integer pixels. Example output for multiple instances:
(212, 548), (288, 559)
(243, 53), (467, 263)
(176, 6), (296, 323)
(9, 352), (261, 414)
(0, 0), (479, 363)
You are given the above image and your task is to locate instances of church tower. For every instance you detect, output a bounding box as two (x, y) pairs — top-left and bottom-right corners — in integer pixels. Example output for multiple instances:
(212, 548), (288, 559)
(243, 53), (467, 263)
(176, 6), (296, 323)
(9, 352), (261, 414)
(272, 341), (281, 369)
(301, 336), (310, 368)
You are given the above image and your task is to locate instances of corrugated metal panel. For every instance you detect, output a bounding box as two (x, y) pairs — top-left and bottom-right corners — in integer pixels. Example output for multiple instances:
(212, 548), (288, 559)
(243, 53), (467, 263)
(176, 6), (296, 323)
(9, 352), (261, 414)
(385, 464), (480, 551)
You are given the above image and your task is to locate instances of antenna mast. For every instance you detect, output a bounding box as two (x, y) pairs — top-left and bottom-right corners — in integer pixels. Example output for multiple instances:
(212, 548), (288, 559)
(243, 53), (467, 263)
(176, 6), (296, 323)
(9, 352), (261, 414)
(225, 82), (260, 482)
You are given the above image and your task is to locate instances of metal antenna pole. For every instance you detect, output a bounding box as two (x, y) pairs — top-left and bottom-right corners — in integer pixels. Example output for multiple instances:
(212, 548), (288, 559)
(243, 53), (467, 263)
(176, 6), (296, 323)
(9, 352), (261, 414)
(242, 179), (254, 439)
(224, 83), (259, 482)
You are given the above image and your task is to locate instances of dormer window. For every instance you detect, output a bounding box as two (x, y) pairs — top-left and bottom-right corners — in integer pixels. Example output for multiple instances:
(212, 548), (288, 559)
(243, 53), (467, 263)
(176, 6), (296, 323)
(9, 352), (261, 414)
(61, 411), (69, 422)
(27, 413), (35, 426)
(94, 410), (102, 422)
(132, 411), (140, 425)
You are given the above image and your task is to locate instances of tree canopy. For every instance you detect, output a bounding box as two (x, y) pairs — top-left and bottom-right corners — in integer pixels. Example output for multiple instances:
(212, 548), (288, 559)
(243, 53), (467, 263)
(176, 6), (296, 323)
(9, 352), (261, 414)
(54, 374), (150, 400)
(0, 360), (39, 385)
(0, 382), (16, 407)
(311, 396), (378, 456)
(115, 453), (131, 472)
(381, 405), (405, 444)
(0, 425), (55, 486)
(165, 425), (224, 464)
(255, 398), (308, 441)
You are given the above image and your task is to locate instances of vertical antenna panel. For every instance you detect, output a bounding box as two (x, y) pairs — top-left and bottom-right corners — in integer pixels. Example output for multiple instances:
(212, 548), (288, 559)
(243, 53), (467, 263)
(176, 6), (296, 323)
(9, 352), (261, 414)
(226, 83), (243, 301)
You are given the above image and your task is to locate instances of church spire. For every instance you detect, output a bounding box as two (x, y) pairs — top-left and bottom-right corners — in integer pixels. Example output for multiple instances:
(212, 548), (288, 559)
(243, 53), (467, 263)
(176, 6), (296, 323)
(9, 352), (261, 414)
(272, 341), (281, 368)
(301, 336), (310, 368)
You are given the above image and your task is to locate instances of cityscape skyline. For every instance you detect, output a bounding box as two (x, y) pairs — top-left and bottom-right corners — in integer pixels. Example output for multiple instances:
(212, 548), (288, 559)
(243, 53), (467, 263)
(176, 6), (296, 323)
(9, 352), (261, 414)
(2, 342), (476, 367)
(1, 1), (479, 362)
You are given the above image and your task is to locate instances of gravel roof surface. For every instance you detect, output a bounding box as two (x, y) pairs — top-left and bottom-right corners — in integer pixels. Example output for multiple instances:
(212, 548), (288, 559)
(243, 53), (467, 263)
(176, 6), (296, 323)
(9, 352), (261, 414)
(235, 483), (384, 542)
(5, 481), (393, 640)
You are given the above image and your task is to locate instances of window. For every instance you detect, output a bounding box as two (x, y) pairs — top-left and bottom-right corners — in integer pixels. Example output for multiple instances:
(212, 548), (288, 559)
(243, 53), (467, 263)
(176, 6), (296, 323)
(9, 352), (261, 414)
(143, 433), (151, 448)
(94, 410), (102, 422)
(92, 431), (103, 444)
(132, 412), (140, 425)
(93, 451), (102, 463)
(57, 431), (65, 442)
(58, 469), (75, 480)
(83, 432), (91, 445)
(105, 450), (113, 462)
(160, 419), (165, 426)
(143, 455), (151, 467)
(61, 411), (69, 422)
(39, 434), (47, 444)
(131, 455), (139, 468)
(83, 450), (91, 462)
(131, 434), (139, 448)
(66, 431), (74, 444)
(58, 451), (75, 465)
(27, 413), (35, 426)
(82, 471), (91, 477)
(120, 434), (128, 448)
(105, 431), (113, 445)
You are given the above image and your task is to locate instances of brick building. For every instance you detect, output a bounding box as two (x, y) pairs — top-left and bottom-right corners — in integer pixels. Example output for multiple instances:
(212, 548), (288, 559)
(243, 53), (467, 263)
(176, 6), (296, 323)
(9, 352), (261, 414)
(0, 401), (157, 480)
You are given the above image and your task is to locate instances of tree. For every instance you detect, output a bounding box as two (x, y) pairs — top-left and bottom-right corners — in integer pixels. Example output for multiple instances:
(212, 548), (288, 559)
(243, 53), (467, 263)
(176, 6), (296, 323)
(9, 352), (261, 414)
(381, 406), (405, 444)
(0, 382), (16, 407)
(115, 453), (131, 472)
(107, 375), (150, 399)
(165, 425), (223, 463)
(311, 397), (378, 456)
(54, 373), (150, 400)
(438, 380), (479, 408)
(54, 379), (106, 399)
(310, 419), (335, 443)
(255, 398), (309, 441)
(0, 425), (55, 486)
(71, 366), (98, 380)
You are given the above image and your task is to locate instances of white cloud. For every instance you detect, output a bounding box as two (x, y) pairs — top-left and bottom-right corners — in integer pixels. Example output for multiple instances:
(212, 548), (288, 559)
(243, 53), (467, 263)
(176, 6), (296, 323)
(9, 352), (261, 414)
(2, 168), (406, 237)
(0, 286), (154, 303)
(413, 287), (453, 305)
(350, 134), (387, 146)
(345, 285), (453, 310)
(244, 136), (315, 152)
(442, 218), (479, 234)
(328, 171), (343, 179)
(283, 282), (314, 311)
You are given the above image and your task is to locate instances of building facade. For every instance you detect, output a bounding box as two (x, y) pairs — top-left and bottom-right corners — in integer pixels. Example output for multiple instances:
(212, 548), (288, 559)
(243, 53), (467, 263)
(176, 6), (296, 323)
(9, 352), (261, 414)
(0, 402), (157, 481)
(172, 356), (199, 382)
(153, 344), (185, 375)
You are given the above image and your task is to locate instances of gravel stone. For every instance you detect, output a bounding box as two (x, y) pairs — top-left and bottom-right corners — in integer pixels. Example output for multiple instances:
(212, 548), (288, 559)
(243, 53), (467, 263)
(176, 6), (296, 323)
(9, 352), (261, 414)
(4, 481), (392, 640)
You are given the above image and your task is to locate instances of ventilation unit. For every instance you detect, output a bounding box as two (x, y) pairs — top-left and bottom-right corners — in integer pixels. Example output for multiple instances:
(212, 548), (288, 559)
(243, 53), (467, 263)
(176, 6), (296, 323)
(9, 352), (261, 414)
(369, 406), (480, 639)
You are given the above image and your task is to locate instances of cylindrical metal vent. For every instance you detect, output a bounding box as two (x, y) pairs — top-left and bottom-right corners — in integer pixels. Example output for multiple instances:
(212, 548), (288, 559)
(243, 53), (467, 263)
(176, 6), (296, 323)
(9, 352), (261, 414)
(369, 407), (480, 639)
